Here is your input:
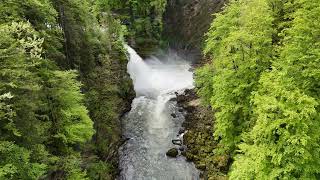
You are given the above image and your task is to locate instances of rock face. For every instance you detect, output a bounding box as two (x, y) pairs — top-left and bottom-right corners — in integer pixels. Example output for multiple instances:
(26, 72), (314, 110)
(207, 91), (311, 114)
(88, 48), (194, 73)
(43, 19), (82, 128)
(166, 148), (179, 157)
(163, 0), (227, 61)
(176, 89), (229, 179)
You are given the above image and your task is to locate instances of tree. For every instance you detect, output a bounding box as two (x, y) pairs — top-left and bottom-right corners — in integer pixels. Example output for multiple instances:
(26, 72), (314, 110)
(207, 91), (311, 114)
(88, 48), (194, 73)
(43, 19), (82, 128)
(202, 0), (274, 152)
(230, 0), (320, 178)
(230, 71), (320, 179)
(0, 141), (47, 180)
(0, 21), (95, 179)
(105, 0), (167, 56)
(0, 0), (64, 62)
(0, 22), (48, 147)
(45, 70), (94, 148)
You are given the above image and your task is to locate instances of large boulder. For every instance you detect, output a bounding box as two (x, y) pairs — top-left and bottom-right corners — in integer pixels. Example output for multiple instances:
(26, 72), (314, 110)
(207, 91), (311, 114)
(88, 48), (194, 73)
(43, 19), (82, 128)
(166, 148), (179, 157)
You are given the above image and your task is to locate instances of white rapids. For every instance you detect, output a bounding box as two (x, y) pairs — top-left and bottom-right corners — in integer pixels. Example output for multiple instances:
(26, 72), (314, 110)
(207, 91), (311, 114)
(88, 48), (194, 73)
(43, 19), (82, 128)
(119, 45), (199, 180)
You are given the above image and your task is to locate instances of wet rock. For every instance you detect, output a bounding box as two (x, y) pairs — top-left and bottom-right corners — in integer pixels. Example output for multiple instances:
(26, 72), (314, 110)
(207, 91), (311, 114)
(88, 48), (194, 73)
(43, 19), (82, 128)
(175, 88), (229, 177)
(185, 106), (196, 113)
(120, 135), (131, 145)
(184, 89), (193, 95)
(179, 145), (187, 152)
(178, 128), (185, 134)
(172, 139), (182, 146)
(171, 113), (177, 118)
(166, 148), (179, 157)
(177, 94), (188, 103)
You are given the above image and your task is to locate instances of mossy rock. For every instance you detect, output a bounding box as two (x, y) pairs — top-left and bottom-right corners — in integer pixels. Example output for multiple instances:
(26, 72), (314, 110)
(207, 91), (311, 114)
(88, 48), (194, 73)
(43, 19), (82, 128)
(166, 148), (178, 158)
(213, 155), (230, 170)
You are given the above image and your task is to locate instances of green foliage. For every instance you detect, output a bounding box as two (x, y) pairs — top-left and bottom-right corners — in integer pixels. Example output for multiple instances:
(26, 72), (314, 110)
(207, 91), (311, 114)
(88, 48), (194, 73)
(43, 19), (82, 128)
(0, 93), (19, 137)
(0, 141), (47, 180)
(1, 0), (160, 179)
(47, 70), (94, 145)
(49, 0), (134, 178)
(61, 155), (89, 180)
(0, 0), (64, 62)
(279, 0), (320, 99)
(106, 0), (167, 55)
(0, 19), (95, 179)
(0, 0), (57, 25)
(202, 0), (274, 152)
(0, 22), (49, 146)
(230, 71), (320, 179)
(195, 65), (214, 105)
(86, 160), (113, 180)
(229, 0), (320, 179)
(199, 0), (320, 178)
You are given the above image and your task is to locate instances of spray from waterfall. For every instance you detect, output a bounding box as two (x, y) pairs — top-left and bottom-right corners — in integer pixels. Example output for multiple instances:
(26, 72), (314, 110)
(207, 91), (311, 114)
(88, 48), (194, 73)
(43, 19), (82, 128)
(120, 45), (199, 179)
(125, 44), (194, 97)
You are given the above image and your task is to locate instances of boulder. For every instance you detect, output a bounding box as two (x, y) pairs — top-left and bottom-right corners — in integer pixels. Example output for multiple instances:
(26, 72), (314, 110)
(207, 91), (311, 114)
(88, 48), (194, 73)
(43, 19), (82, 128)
(171, 113), (177, 118)
(172, 139), (182, 145)
(169, 97), (177, 101)
(166, 148), (179, 157)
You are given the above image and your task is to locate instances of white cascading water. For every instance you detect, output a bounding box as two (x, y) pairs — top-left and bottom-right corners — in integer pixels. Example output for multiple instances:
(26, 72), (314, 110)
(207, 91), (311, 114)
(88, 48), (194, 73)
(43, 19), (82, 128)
(119, 45), (199, 179)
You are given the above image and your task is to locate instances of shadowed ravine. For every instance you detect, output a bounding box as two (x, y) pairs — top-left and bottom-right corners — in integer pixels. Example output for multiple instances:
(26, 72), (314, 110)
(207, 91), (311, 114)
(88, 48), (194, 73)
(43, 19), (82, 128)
(119, 46), (200, 179)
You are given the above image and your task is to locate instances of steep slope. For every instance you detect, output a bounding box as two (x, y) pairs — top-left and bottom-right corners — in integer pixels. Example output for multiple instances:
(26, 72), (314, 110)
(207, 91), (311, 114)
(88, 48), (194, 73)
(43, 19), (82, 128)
(163, 0), (227, 60)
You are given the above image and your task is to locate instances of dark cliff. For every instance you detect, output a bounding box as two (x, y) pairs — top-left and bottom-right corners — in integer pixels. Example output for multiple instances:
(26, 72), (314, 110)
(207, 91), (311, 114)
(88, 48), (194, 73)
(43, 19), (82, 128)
(163, 0), (227, 61)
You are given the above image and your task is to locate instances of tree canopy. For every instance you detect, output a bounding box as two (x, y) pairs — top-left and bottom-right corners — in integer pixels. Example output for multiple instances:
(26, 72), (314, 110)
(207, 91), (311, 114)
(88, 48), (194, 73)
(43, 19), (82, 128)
(197, 0), (320, 178)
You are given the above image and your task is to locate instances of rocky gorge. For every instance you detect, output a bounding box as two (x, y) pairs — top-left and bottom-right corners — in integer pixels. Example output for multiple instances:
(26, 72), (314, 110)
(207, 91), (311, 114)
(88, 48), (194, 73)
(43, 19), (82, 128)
(174, 89), (229, 179)
(163, 0), (227, 60)
(161, 0), (230, 179)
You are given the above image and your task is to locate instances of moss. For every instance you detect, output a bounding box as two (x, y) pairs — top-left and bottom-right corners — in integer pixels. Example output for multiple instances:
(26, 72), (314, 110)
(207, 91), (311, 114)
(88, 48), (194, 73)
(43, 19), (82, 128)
(177, 89), (229, 179)
(185, 152), (195, 161)
(166, 148), (179, 157)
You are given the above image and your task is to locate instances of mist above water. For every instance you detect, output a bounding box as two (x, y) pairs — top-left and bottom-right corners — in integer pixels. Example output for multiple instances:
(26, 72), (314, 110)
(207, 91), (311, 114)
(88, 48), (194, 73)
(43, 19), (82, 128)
(126, 45), (194, 97)
(119, 45), (199, 180)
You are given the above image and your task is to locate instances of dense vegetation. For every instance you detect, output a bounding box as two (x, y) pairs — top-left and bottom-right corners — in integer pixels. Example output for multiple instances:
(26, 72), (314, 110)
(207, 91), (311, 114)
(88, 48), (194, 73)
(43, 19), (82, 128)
(196, 0), (320, 178)
(2, 0), (319, 179)
(108, 0), (167, 56)
(0, 0), (166, 179)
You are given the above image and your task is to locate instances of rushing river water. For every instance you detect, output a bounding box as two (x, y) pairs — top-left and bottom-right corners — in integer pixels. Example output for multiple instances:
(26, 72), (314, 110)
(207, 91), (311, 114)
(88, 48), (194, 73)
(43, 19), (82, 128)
(119, 46), (200, 180)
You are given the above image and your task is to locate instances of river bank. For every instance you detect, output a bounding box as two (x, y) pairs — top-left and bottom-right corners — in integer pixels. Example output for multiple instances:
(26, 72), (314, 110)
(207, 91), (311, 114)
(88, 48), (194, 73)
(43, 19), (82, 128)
(175, 89), (229, 180)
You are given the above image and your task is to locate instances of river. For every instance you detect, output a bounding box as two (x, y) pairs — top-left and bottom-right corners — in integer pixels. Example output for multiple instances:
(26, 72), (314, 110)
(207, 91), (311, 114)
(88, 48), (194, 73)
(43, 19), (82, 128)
(119, 45), (199, 180)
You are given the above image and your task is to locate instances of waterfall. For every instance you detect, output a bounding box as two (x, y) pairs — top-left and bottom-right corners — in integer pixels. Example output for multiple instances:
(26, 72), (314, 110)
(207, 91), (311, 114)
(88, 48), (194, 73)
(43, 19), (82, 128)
(125, 44), (194, 97)
(119, 45), (199, 180)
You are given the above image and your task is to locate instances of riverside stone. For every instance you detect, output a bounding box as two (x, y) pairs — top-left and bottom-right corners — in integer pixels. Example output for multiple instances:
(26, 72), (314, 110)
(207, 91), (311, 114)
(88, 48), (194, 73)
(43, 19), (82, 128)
(166, 148), (179, 157)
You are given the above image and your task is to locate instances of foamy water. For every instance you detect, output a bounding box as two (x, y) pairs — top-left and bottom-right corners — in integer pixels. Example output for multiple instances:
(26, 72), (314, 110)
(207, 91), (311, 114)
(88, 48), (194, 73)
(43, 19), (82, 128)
(119, 45), (199, 180)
